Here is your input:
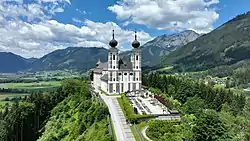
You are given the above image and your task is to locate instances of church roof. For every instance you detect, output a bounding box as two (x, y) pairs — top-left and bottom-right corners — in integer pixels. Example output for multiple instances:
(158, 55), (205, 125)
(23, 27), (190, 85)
(118, 57), (133, 70)
(96, 62), (108, 70)
(100, 74), (108, 82)
(93, 68), (102, 73)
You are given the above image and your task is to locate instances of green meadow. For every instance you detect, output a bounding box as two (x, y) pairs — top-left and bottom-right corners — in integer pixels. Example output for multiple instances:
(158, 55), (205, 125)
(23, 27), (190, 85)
(0, 81), (61, 90)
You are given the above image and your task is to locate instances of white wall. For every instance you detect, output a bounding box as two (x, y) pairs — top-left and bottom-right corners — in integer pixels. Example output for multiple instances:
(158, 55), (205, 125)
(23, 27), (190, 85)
(101, 80), (108, 92)
(93, 73), (101, 90)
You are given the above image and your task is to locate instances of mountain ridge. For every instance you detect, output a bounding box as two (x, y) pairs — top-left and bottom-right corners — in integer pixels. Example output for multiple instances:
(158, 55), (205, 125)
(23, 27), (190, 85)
(162, 12), (250, 72)
(0, 30), (200, 72)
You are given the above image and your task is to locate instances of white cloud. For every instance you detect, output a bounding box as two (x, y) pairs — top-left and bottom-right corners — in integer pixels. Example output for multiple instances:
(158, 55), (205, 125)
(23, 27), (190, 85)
(72, 17), (84, 24)
(108, 0), (220, 33)
(0, 0), (152, 58)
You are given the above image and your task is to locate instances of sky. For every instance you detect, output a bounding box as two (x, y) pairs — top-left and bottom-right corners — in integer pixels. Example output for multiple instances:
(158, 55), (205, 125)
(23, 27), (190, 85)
(0, 0), (249, 58)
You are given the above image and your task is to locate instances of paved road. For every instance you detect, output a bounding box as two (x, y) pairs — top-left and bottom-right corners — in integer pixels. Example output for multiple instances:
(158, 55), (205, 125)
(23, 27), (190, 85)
(100, 94), (136, 141)
(141, 126), (153, 141)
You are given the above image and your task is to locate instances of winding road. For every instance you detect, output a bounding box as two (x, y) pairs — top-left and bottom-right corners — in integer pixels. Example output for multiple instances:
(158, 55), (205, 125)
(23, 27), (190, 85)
(141, 126), (153, 141)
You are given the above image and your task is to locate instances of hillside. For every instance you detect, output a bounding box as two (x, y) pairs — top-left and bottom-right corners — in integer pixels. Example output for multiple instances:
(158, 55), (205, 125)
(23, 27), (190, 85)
(0, 52), (31, 72)
(122, 30), (200, 67)
(162, 12), (250, 71)
(38, 80), (111, 141)
(30, 47), (108, 72)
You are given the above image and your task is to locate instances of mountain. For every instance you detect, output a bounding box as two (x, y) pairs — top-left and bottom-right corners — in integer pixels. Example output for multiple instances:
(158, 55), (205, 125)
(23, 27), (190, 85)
(26, 57), (38, 63)
(0, 30), (199, 73)
(30, 47), (108, 72)
(0, 52), (31, 73)
(122, 30), (200, 67)
(162, 12), (250, 71)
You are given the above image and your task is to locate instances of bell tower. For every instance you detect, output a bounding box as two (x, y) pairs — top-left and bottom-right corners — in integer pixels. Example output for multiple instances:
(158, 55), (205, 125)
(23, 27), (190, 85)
(131, 31), (141, 90)
(108, 30), (119, 94)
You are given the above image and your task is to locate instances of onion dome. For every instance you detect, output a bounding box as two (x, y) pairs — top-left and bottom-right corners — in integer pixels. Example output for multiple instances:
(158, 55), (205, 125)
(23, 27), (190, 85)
(132, 31), (140, 48)
(109, 30), (118, 47)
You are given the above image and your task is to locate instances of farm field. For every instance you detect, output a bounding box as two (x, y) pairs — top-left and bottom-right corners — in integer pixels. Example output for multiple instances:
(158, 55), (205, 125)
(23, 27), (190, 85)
(0, 81), (61, 90)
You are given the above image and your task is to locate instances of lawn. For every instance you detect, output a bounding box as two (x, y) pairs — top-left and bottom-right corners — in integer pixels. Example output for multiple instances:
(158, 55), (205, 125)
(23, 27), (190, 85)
(0, 81), (61, 90)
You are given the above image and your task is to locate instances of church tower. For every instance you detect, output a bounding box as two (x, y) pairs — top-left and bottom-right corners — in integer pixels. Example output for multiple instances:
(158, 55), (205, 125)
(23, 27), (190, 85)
(131, 31), (141, 90)
(108, 30), (119, 94)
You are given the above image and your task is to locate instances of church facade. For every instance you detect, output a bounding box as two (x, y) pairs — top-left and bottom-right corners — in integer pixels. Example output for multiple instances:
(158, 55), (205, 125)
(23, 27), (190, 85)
(92, 30), (142, 94)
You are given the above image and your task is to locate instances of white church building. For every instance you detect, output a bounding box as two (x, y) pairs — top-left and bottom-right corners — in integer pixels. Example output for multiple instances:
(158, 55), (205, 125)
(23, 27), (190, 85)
(91, 30), (142, 94)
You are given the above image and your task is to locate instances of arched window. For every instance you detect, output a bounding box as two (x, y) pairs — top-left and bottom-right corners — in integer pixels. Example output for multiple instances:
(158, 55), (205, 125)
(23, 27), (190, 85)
(113, 55), (115, 60)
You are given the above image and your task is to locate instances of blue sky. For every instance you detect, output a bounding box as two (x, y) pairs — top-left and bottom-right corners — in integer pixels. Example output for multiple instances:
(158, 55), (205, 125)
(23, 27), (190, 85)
(54, 0), (250, 36)
(0, 0), (249, 58)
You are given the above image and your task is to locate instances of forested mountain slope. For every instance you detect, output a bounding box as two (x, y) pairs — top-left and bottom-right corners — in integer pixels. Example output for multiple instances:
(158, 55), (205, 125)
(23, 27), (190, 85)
(30, 47), (109, 72)
(0, 52), (31, 72)
(162, 12), (250, 71)
(121, 30), (200, 67)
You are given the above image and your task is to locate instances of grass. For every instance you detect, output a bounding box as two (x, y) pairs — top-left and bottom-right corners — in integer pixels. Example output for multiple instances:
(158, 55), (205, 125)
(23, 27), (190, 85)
(0, 81), (61, 90)
(130, 126), (141, 141)
(130, 121), (149, 141)
(117, 97), (125, 114)
(110, 118), (117, 141)
(117, 94), (154, 123)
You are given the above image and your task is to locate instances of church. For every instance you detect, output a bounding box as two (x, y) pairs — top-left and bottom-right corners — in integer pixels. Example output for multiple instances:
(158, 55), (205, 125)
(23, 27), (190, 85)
(92, 30), (142, 94)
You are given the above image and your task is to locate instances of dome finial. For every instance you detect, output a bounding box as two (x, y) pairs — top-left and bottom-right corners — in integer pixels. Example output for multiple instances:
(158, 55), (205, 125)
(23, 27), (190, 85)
(135, 31), (137, 40)
(132, 30), (140, 48)
(109, 30), (118, 47)
(112, 29), (115, 39)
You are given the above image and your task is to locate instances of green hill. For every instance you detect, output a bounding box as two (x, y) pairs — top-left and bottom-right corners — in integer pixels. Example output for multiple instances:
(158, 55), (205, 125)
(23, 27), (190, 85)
(162, 12), (250, 71)
(38, 80), (111, 141)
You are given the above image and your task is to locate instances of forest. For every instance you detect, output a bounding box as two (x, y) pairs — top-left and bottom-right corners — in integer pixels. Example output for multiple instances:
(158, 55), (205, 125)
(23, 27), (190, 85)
(0, 78), (111, 141)
(143, 73), (250, 141)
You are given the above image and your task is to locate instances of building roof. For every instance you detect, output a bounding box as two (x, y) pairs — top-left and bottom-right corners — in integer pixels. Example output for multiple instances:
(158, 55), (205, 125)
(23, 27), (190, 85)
(93, 68), (102, 74)
(93, 56), (133, 72)
(118, 57), (133, 70)
(96, 62), (108, 70)
(100, 74), (108, 82)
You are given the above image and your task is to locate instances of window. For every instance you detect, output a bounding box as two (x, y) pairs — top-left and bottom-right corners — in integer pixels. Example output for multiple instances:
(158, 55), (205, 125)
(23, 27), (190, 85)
(113, 66), (115, 69)
(137, 78), (139, 81)
(119, 73), (122, 75)
(136, 55), (139, 60)
(124, 73), (127, 75)
(113, 78), (115, 81)
(113, 55), (115, 60)
(130, 73), (133, 75)
(136, 66), (138, 69)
